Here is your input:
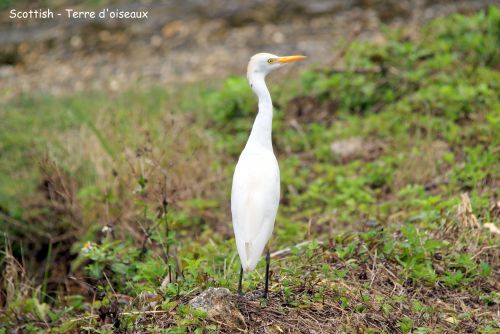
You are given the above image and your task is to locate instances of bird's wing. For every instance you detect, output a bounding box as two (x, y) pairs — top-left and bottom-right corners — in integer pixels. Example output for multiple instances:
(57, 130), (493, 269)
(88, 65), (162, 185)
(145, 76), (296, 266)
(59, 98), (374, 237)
(231, 151), (280, 271)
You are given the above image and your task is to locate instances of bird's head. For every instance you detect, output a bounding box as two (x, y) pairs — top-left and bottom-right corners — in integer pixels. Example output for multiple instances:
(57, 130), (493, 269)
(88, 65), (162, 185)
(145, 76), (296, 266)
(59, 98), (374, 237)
(247, 53), (306, 80)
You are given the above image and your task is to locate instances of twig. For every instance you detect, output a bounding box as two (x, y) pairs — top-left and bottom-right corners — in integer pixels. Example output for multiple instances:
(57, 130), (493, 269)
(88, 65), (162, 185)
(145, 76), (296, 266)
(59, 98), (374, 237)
(102, 272), (118, 300)
(472, 245), (499, 259)
(70, 310), (172, 323)
(270, 240), (324, 259)
(211, 319), (246, 332)
(369, 249), (377, 289)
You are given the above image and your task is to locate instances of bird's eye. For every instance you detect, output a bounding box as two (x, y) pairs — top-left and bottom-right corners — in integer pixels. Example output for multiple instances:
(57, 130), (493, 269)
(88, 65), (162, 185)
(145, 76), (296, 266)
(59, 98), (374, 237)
(267, 58), (274, 64)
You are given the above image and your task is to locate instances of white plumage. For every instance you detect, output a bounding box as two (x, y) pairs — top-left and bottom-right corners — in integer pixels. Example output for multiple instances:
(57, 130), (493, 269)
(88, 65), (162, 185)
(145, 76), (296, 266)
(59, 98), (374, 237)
(231, 53), (306, 273)
(232, 145), (280, 271)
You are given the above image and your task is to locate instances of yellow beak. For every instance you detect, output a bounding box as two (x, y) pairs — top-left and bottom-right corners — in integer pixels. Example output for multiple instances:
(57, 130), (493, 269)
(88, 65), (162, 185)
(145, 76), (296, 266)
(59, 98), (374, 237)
(276, 55), (307, 63)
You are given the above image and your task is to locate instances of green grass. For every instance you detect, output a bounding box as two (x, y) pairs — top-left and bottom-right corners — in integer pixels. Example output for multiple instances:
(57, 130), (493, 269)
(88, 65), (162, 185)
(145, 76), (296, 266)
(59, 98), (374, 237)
(1, 7), (499, 333)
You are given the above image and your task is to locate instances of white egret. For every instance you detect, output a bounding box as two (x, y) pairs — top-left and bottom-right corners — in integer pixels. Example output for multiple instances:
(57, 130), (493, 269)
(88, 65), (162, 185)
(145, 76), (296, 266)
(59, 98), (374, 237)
(231, 53), (306, 298)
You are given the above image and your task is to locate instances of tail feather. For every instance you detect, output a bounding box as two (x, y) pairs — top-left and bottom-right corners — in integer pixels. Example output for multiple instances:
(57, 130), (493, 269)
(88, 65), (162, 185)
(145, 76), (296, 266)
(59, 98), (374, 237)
(244, 241), (251, 271)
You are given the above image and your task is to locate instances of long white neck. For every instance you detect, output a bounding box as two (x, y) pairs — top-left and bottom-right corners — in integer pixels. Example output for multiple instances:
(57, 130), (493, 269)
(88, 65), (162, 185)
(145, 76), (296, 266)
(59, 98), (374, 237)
(246, 72), (273, 150)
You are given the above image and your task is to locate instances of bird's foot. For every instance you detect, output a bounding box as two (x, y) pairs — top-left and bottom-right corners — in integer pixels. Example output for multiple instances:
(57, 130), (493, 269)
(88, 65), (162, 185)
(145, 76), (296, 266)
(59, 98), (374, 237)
(259, 293), (269, 306)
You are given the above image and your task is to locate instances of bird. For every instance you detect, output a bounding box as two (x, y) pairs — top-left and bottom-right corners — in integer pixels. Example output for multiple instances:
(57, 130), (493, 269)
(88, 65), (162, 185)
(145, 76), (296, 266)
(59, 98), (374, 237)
(231, 53), (306, 298)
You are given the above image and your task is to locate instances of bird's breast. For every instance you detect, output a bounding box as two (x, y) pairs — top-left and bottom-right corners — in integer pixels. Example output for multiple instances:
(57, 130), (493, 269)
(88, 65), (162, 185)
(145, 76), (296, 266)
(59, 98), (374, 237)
(234, 150), (279, 182)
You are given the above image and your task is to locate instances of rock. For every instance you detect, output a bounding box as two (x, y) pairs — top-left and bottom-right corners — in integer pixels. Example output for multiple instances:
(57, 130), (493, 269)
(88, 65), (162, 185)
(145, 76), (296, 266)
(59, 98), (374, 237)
(189, 288), (245, 329)
(483, 223), (500, 235)
(331, 137), (384, 161)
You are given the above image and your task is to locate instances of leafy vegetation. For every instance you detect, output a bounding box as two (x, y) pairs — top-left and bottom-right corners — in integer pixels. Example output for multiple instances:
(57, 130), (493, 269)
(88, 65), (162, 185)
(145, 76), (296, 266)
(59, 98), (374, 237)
(1, 7), (499, 333)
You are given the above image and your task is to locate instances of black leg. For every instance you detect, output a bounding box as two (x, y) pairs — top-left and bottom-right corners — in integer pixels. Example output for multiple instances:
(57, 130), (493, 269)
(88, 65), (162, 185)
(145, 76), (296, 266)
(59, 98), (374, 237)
(263, 249), (270, 299)
(238, 265), (243, 296)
